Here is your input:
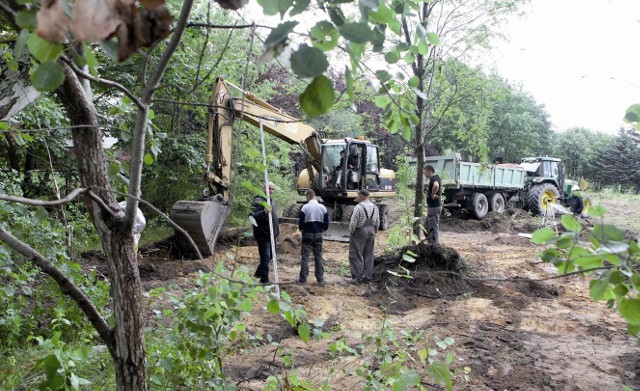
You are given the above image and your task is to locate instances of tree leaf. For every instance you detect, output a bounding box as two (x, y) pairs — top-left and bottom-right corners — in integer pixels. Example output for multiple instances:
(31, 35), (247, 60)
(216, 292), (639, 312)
(589, 278), (609, 301)
(619, 298), (640, 325)
(16, 10), (37, 30)
(290, 0), (310, 16)
(291, 44), (328, 78)
(427, 360), (453, 391)
(257, 0), (279, 15)
(31, 61), (65, 92)
(300, 75), (335, 116)
(385, 50), (399, 64)
(369, 3), (395, 24)
(589, 204), (606, 217)
(391, 370), (420, 391)
(328, 7), (346, 26)
(345, 66), (354, 100)
(310, 21), (339, 51)
(144, 153), (154, 165)
(426, 32), (440, 45)
(339, 22), (372, 43)
(264, 21), (298, 49)
(267, 299), (280, 314)
(71, 0), (123, 42)
(374, 95), (391, 109)
(561, 214), (581, 232)
(35, 0), (70, 42)
(531, 228), (556, 244)
(297, 322), (311, 343)
(27, 33), (64, 63)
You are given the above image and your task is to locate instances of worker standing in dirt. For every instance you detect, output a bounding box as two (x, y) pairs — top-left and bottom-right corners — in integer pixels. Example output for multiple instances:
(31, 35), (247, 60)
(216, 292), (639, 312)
(296, 189), (329, 285)
(423, 165), (442, 244)
(348, 189), (380, 284)
(250, 182), (279, 284)
(568, 185), (584, 217)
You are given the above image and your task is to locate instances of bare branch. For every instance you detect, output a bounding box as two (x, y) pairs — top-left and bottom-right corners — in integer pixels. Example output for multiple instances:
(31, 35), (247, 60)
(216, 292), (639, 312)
(0, 0), (16, 18)
(187, 22), (272, 30)
(0, 225), (114, 354)
(0, 188), (87, 206)
(62, 57), (144, 109)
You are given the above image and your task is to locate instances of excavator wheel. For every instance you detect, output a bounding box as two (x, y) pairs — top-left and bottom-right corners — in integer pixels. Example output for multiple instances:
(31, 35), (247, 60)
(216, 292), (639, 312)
(341, 205), (356, 222)
(378, 204), (389, 230)
(528, 183), (559, 216)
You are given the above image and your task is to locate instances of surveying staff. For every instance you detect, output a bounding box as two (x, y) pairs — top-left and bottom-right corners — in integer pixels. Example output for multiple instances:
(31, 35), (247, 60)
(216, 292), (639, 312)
(423, 165), (442, 244)
(348, 189), (380, 284)
(297, 189), (329, 284)
(250, 182), (279, 284)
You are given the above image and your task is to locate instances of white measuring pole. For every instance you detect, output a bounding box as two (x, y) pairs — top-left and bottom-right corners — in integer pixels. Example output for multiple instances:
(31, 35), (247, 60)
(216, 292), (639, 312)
(259, 120), (280, 296)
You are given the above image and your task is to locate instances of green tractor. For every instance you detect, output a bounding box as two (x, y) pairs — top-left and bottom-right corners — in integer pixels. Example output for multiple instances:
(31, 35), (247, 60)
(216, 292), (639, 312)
(519, 157), (590, 216)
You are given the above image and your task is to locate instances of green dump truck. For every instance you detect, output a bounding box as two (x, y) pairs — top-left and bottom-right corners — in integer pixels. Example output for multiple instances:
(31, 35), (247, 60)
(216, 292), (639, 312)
(424, 154), (590, 220)
(425, 154), (526, 219)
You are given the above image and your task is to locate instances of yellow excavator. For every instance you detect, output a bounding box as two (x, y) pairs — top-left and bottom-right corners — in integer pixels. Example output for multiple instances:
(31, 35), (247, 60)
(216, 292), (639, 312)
(170, 77), (396, 256)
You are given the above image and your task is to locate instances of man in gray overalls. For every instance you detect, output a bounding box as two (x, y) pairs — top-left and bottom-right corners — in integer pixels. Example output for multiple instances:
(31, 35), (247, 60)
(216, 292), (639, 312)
(348, 189), (380, 284)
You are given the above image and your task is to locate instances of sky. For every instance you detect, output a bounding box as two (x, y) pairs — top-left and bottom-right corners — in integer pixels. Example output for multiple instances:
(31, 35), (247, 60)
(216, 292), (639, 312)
(240, 0), (640, 134)
(490, 0), (640, 134)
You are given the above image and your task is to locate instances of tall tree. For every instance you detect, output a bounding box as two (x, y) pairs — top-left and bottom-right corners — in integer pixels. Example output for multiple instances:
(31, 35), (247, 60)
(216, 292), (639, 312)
(486, 77), (552, 163)
(371, 0), (526, 234)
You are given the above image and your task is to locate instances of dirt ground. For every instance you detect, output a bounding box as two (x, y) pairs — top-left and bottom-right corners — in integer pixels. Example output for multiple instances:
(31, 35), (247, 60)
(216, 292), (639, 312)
(131, 207), (640, 390)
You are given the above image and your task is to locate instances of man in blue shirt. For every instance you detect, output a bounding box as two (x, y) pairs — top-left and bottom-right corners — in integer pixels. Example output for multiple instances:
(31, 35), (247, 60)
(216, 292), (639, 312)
(297, 189), (330, 284)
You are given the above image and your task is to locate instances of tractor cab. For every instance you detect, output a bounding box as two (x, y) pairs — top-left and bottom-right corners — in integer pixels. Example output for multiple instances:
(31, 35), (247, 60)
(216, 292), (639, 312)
(520, 157), (565, 190)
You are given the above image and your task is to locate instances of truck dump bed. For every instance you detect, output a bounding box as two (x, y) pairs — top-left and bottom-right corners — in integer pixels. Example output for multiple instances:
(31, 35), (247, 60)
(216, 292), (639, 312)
(425, 155), (525, 190)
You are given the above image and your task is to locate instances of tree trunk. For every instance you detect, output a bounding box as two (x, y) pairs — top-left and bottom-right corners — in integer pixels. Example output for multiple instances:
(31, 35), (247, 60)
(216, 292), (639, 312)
(56, 63), (147, 391)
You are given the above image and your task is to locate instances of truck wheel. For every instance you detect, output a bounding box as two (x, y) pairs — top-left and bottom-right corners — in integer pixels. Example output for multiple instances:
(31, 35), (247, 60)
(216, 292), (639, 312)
(528, 183), (559, 216)
(378, 204), (389, 230)
(488, 193), (505, 213)
(470, 192), (488, 220)
(341, 205), (356, 222)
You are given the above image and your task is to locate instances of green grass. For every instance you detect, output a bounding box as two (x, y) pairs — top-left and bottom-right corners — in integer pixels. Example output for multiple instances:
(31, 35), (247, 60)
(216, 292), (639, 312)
(586, 188), (640, 234)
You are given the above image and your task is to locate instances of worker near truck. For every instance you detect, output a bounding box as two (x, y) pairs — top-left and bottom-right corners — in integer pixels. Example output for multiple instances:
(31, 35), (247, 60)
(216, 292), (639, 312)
(296, 189), (329, 284)
(348, 189), (380, 284)
(250, 182), (280, 284)
(423, 165), (442, 244)
(568, 185), (585, 217)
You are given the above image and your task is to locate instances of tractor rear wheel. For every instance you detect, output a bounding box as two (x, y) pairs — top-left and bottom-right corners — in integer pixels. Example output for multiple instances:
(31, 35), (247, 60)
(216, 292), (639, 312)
(582, 194), (592, 215)
(488, 193), (505, 213)
(469, 192), (488, 220)
(528, 183), (559, 216)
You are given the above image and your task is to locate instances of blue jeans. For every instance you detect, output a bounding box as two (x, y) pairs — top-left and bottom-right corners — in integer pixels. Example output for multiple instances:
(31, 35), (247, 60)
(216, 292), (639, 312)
(256, 239), (272, 283)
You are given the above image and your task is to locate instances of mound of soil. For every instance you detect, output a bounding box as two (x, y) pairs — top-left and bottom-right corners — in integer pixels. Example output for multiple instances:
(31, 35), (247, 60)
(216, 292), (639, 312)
(442, 208), (540, 234)
(371, 243), (473, 313)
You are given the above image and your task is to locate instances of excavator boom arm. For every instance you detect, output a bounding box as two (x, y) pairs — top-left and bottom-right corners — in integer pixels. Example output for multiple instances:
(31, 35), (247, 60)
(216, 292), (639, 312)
(207, 77), (321, 201)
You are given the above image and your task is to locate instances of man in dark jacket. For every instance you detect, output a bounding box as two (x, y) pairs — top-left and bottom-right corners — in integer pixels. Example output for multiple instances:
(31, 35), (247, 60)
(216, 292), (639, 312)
(569, 185), (584, 217)
(297, 189), (330, 284)
(423, 165), (442, 244)
(250, 182), (279, 283)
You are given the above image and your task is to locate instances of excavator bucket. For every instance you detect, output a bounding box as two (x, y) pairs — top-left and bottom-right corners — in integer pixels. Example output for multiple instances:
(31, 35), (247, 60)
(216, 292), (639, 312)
(170, 196), (231, 257)
(278, 217), (351, 242)
(322, 221), (351, 242)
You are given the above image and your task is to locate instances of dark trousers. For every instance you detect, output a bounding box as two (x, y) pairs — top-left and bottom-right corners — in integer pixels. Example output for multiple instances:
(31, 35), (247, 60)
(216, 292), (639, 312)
(349, 225), (375, 282)
(424, 206), (442, 244)
(299, 232), (324, 282)
(255, 239), (272, 283)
